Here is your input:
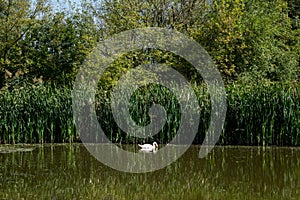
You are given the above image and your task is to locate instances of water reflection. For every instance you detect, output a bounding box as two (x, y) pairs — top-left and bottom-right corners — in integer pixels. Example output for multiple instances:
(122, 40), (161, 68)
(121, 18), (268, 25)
(0, 145), (299, 199)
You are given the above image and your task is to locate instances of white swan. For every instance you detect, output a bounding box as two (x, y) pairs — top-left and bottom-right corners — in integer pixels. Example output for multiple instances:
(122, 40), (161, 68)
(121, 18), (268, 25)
(138, 142), (158, 152)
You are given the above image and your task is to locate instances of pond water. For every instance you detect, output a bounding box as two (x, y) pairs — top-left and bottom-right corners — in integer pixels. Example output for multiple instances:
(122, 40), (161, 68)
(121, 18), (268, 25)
(0, 144), (299, 200)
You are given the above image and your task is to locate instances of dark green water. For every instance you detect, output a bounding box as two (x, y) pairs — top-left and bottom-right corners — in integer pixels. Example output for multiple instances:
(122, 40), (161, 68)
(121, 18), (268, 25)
(0, 144), (299, 200)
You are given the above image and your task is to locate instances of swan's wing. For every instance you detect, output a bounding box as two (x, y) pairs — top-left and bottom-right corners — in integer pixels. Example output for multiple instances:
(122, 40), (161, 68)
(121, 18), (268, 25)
(138, 144), (153, 149)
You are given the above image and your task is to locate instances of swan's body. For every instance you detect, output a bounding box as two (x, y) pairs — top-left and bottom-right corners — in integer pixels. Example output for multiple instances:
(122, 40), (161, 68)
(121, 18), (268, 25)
(138, 142), (158, 152)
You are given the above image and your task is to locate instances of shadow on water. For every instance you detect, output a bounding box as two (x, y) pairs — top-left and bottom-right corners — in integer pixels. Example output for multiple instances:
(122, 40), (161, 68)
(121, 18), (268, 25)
(0, 144), (299, 199)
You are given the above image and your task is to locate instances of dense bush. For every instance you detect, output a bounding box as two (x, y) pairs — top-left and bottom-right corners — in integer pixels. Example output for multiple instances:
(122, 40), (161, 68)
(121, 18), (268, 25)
(1, 0), (299, 87)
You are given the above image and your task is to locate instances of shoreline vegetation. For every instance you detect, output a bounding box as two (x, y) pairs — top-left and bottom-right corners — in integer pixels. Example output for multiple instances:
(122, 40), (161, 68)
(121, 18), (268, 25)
(0, 0), (299, 146)
(0, 82), (299, 146)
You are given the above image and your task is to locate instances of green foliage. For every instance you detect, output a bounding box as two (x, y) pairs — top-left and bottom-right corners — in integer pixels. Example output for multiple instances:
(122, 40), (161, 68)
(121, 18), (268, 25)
(97, 0), (208, 86)
(239, 0), (298, 83)
(200, 0), (247, 81)
(98, 0), (299, 84)
(199, 0), (299, 83)
(100, 0), (208, 34)
(24, 10), (98, 84)
(0, 0), (99, 87)
(0, 0), (299, 87)
(287, 0), (300, 21)
(0, 0), (47, 85)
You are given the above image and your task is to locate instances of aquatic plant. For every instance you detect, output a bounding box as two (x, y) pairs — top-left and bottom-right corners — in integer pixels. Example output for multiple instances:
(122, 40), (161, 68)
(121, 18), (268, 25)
(0, 82), (299, 145)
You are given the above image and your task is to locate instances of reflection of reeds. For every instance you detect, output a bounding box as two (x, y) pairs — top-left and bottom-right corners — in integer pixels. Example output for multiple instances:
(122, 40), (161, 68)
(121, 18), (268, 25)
(1, 145), (300, 199)
(0, 82), (299, 145)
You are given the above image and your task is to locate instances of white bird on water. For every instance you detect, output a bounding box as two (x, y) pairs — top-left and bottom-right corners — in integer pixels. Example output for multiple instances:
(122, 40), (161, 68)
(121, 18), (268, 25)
(138, 142), (158, 152)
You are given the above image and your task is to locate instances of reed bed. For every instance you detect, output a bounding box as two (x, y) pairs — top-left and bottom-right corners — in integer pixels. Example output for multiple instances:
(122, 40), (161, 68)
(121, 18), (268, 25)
(0, 82), (299, 145)
(0, 84), (75, 144)
(223, 83), (300, 146)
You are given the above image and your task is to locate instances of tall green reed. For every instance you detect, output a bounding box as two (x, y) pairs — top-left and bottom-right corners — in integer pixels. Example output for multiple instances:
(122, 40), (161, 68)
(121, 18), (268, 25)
(223, 82), (300, 146)
(0, 84), (75, 144)
(0, 82), (299, 145)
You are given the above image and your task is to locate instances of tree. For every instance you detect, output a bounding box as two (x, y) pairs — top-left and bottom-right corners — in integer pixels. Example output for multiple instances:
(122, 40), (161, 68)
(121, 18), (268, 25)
(199, 0), (248, 82)
(239, 0), (298, 83)
(0, 0), (48, 87)
(97, 0), (299, 85)
(287, 0), (300, 80)
(94, 0), (210, 88)
(24, 9), (98, 84)
(0, 0), (99, 87)
(1, 0), (298, 88)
